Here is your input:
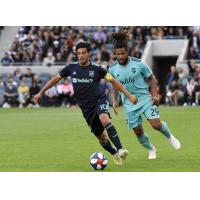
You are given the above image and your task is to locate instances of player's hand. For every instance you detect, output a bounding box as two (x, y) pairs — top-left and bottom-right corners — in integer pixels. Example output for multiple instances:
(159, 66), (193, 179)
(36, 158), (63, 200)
(152, 96), (159, 106)
(33, 92), (42, 104)
(113, 100), (118, 115)
(129, 95), (138, 104)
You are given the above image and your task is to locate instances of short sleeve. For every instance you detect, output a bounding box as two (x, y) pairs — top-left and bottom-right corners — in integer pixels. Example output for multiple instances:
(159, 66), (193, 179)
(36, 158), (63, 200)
(141, 62), (152, 78)
(59, 65), (71, 78)
(108, 67), (115, 78)
(98, 66), (107, 79)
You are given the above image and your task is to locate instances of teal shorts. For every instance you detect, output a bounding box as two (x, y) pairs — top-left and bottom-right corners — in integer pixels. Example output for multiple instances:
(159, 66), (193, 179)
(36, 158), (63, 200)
(125, 103), (160, 129)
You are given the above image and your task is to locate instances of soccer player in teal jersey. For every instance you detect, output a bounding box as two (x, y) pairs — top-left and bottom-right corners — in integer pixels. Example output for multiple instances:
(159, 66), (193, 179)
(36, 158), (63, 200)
(109, 30), (181, 159)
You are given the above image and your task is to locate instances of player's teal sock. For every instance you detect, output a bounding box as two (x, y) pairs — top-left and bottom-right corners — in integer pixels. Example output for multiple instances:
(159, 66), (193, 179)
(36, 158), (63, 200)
(160, 121), (171, 139)
(99, 140), (117, 155)
(137, 133), (153, 150)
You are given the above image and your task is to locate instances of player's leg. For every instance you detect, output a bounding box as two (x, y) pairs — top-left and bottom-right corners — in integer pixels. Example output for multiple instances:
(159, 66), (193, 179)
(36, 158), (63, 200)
(96, 131), (122, 165)
(145, 105), (181, 149)
(89, 113), (123, 165)
(97, 131), (117, 155)
(99, 113), (128, 160)
(96, 98), (128, 159)
(127, 111), (157, 159)
(99, 113), (122, 150)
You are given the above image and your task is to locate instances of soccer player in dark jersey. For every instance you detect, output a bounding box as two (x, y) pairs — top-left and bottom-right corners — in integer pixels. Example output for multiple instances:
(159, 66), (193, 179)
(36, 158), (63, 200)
(34, 42), (138, 165)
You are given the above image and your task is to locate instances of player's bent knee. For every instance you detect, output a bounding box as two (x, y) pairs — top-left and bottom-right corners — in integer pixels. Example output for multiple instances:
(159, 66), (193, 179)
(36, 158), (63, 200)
(100, 117), (110, 127)
(133, 126), (144, 136)
(152, 122), (162, 130)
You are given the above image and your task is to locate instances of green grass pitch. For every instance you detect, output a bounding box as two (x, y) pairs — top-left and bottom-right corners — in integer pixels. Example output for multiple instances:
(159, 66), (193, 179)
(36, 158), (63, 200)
(0, 106), (199, 172)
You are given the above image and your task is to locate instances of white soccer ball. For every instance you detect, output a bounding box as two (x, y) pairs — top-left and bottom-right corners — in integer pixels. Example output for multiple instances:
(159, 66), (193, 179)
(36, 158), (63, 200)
(90, 152), (108, 170)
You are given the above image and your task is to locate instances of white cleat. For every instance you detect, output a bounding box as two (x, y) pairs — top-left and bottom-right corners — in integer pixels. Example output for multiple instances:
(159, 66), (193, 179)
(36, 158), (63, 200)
(148, 146), (157, 160)
(113, 153), (123, 165)
(168, 134), (181, 149)
(118, 149), (128, 160)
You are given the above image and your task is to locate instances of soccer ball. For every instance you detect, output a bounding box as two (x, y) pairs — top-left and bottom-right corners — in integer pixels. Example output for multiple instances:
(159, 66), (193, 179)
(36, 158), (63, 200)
(90, 152), (108, 170)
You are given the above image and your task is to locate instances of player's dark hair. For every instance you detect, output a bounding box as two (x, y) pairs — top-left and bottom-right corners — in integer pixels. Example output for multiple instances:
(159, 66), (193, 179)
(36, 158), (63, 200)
(111, 28), (129, 50)
(76, 42), (91, 52)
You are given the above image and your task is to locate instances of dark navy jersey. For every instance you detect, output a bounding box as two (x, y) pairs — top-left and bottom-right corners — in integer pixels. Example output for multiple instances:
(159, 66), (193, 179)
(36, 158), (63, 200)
(59, 62), (108, 109)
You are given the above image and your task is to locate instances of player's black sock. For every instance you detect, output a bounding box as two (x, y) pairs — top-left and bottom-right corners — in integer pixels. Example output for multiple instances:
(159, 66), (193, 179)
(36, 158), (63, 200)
(99, 140), (117, 155)
(105, 123), (122, 151)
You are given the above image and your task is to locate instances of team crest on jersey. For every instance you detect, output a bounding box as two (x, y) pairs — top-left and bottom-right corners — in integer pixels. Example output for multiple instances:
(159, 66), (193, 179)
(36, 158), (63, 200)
(131, 67), (136, 74)
(89, 71), (94, 77)
(72, 71), (77, 75)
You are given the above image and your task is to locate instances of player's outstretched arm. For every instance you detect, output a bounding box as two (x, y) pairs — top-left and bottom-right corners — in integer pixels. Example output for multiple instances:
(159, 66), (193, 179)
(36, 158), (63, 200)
(34, 73), (62, 104)
(104, 73), (138, 104)
(112, 88), (119, 115)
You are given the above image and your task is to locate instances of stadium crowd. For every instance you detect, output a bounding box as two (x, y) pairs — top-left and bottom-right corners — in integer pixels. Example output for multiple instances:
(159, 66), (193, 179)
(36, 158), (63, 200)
(0, 26), (200, 108)
(0, 26), (195, 67)
(0, 68), (78, 108)
(165, 60), (200, 106)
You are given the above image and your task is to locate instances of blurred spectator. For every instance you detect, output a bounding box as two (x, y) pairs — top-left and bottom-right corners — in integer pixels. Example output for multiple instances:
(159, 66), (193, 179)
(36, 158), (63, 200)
(166, 80), (184, 106)
(184, 78), (197, 106)
(57, 79), (76, 107)
(32, 52), (42, 65)
(194, 78), (200, 105)
(55, 52), (66, 63)
(93, 26), (107, 48)
(1, 52), (13, 66)
(166, 65), (179, 87)
(21, 68), (35, 87)
(0, 77), (5, 106)
(17, 81), (30, 108)
(188, 30), (200, 50)
(187, 46), (200, 59)
(44, 86), (59, 107)
(130, 46), (142, 58)
(52, 40), (60, 56)
(96, 45), (111, 64)
(3, 78), (18, 108)
(13, 68), (23, 84)
(43, 52), (55, 67)
(187, 59), (199, 76)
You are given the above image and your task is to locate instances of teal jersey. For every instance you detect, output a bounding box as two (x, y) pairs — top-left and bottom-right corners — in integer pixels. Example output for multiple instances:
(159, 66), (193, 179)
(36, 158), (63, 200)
(109, 57), (153, 113)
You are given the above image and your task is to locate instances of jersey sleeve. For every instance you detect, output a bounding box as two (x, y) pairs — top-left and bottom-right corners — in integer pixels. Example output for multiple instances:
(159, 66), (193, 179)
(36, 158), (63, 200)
(98, 66), (108, 79)
(59, 65), (71, 78)
(108, 67), (115, 78)
(141, 62), (153, 78)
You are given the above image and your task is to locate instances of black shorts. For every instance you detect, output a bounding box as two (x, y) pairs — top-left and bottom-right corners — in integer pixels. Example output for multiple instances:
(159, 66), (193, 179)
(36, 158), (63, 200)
(81, 98), (111, 137)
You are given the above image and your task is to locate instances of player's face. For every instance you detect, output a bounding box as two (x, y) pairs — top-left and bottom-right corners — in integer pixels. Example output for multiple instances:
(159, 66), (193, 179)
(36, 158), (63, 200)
(77, 48), (90, 66)
(115, 48), (128, 65)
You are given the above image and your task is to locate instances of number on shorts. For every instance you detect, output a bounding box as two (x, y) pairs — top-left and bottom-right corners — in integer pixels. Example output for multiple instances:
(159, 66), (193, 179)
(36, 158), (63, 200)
(100, 104), (108, 110)
(151, 107), (159, 117)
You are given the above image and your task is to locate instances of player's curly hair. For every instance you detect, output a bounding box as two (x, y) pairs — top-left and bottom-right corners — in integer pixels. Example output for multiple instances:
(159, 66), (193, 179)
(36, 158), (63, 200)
(111, 27), (129, 50)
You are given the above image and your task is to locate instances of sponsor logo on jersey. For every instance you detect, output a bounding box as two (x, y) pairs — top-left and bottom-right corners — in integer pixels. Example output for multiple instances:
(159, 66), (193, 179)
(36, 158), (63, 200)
(120, 77), (135, 85)
(72, 78), (93, 83)
(89, 71), (94, 77)
(131, 68), (136, 74)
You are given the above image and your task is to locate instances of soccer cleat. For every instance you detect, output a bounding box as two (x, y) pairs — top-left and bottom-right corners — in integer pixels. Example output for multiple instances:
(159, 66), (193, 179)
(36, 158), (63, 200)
(168, 134), (181, 149)
(148, 146), (157, 160)
(118, 149), (128, 160)
(112, 153), (123, 165)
